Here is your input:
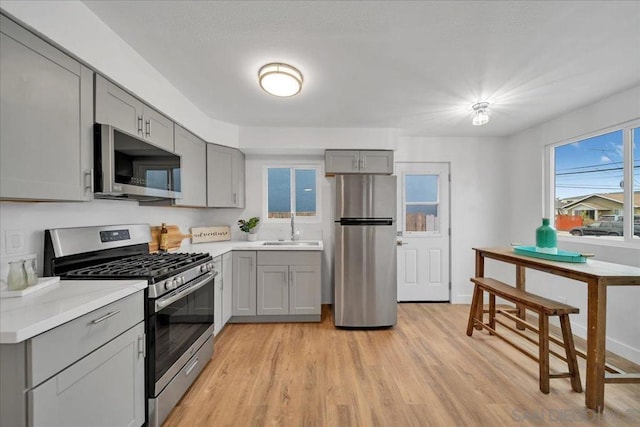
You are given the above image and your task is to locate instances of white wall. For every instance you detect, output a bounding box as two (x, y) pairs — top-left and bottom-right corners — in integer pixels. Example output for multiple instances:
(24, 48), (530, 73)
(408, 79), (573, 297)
(239, 155), (334, 303)
(240, 126), (397, 154)
(505, 85), (640, 363)
(0, 199), (213, 277)
(0, 0), (238, 146)
(395, 137), (510, 303)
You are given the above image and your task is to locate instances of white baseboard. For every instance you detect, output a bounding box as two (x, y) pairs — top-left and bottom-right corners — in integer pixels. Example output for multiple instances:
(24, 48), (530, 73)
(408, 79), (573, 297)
(570, 322), (640, 365)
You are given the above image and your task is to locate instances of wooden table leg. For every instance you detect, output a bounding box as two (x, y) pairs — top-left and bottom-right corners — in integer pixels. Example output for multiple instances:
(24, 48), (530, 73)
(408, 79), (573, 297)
(474, 251), (485, 329)
(585, 280), (607, 412)
(515, 265), (526, 330)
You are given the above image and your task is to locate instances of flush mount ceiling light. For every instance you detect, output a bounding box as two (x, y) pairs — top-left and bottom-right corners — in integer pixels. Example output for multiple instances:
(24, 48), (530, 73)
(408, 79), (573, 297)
(258, 63), (303, 97)
(472, 102), (490, 126)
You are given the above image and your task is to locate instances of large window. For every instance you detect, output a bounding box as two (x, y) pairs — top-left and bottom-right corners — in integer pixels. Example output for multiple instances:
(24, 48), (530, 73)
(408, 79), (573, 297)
(264, 166), (319, 221)
(550, 121), (639, 241)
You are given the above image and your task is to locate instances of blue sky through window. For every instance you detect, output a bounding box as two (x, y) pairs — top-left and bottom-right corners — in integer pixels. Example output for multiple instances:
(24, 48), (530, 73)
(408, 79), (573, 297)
(554, 130), (633, 200)
(267, 167), (317, 216)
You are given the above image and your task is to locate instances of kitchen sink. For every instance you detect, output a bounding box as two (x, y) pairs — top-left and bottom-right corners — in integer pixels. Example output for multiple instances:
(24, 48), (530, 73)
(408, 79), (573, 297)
(262, 241), (320, 246)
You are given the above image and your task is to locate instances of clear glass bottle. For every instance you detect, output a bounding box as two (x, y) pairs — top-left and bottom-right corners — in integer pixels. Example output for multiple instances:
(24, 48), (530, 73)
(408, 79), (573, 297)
(23, 259), (38, 286)
(7, 260), (28, 291)
(536, 218), (558, 254)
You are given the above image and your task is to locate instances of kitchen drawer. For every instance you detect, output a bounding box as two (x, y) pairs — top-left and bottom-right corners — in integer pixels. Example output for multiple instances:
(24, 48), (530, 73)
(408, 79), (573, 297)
(257, 251), (321, 266)
(27, 291), (143, 387)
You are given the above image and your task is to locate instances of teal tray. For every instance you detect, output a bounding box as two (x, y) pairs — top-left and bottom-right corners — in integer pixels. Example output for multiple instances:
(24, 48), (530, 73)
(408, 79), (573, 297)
(512, 246), (588, 263)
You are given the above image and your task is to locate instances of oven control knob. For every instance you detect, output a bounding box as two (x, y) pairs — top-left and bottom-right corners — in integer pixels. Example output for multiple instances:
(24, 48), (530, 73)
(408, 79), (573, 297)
(207, 262), (214, 272)
(172, 278), (179, 288)
(164, 280), (174, 290)
(200, 265), (207, 273)
(176, 276), (183, 286)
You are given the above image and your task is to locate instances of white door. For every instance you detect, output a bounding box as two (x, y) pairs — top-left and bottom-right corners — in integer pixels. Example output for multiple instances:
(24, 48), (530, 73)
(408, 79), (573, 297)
(397, 163), (450, 301)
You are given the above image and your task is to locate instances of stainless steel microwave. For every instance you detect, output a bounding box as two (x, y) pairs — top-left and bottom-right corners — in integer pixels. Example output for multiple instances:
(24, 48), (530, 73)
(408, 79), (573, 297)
(93, 124), (182, 200)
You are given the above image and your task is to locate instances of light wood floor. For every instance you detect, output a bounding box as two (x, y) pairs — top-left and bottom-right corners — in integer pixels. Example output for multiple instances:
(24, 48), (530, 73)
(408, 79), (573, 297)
(163, 304), (640, 426)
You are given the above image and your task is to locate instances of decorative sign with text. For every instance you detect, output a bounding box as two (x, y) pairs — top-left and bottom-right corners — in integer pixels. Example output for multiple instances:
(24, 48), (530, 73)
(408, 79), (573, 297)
(190, 226), (231, 243)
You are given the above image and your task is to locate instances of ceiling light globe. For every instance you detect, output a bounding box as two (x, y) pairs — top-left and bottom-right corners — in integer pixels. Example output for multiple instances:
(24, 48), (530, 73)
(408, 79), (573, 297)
(471, 102), (490, 126)
(259, 63), (303, 97)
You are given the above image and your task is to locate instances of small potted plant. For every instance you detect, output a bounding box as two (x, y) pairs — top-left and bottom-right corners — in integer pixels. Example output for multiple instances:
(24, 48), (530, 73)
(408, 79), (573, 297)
(238, 217), (260, 241)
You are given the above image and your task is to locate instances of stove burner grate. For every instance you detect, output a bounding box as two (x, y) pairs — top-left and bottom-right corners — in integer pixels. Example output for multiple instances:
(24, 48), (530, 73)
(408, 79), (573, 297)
(63, 252), (210, 280)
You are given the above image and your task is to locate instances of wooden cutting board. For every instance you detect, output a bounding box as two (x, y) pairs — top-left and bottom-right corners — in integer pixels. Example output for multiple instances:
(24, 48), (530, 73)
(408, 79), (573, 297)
(149, 225), (191, 252)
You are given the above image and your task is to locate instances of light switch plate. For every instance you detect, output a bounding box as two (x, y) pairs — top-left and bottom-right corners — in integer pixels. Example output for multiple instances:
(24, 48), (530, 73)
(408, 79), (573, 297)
(5, 229), (25, 254)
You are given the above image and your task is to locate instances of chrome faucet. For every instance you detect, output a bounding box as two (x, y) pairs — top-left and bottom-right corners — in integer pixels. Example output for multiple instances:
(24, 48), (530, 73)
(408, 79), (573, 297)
(290, 212), (298, 241)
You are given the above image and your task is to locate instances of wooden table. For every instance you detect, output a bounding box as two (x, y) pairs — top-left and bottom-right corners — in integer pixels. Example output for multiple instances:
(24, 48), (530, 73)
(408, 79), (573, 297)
(472, 247), (640, 412)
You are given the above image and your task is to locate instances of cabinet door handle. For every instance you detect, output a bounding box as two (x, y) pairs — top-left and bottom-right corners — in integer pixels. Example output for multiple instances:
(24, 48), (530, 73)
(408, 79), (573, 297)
(84, 169), (94, 192)
(91, 310), (120, 324)
(233, 193), (237, 204)
(352, 159), (358, 170)
(137, 115), (143, 134)
(138, 334), (146, 359)
(360, 159), (366, 169)
(145, 119), (151, 137)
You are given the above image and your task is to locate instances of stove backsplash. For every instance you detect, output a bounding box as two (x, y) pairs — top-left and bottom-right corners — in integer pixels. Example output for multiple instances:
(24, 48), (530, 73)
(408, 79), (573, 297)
(0, 199), (211, 276)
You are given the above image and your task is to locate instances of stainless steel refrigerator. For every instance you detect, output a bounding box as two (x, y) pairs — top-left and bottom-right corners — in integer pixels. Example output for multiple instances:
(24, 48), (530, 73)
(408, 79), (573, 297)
(334, 174), (397, 327)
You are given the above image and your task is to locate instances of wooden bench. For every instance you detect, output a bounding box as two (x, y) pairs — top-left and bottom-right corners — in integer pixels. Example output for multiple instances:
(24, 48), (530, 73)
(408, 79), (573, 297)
(466, 277), (582, 394)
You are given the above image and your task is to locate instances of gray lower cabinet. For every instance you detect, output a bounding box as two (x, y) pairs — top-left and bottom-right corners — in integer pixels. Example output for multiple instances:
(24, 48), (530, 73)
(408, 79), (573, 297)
(213, 256), (223, 335)
(29, 322), (145, 427)
(0, 291), (145, 427)
(325, 150), (394, 174)
(0, 14), (93, 201)
(222, 252), (233, 324)
(231, 251), (257, 316)
(257, 251), (321, 316)
(173, 125), (207, 207)
(257, 265), (289, 315)
(231, 251), (321, 322)
(207, 144), (245, 208)
(256, 265), (321, 315)
(95, 74), (174, 152)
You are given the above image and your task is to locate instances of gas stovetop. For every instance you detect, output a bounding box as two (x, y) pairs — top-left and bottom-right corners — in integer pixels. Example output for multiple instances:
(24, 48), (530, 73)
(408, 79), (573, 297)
(44, 224), (216, 298)
(63, 252), (211, 282)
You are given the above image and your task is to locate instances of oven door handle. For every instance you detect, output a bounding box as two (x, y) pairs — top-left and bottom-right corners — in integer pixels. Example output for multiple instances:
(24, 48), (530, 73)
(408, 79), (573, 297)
(155, 271), (216, 311)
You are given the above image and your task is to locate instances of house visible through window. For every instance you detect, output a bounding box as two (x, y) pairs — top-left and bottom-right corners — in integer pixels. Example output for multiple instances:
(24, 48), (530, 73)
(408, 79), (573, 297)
(266, 166), (318, 220)
(552, 123), (639, 240)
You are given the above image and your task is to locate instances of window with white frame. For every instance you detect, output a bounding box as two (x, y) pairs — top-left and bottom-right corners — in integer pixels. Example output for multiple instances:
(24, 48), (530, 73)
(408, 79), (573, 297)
(549, 121), (639, 241)
(264, 166), (320, 221)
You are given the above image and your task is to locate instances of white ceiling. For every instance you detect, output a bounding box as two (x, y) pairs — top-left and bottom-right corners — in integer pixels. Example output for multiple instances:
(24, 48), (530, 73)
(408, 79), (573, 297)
(83, 0), (640, 138)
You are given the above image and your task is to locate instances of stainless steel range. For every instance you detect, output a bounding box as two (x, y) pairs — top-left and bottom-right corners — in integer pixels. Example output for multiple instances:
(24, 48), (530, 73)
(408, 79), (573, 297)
(44, 224), (216, 427)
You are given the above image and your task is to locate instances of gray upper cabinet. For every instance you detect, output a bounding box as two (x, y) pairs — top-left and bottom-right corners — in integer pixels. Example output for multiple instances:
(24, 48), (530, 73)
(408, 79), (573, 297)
(207, 144), (245, 208)
(173, 125), (207, 207)
(0, 15), (93, 201)
(95, 74), (173, 152)
(325, 150), (394, 174)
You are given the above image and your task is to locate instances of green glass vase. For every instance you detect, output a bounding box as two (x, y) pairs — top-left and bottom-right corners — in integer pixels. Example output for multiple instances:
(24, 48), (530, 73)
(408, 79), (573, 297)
(536, 218), (557, 254)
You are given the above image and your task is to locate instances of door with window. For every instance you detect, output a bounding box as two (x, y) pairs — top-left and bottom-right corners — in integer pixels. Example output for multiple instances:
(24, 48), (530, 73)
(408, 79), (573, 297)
(397, 162), (450, 301)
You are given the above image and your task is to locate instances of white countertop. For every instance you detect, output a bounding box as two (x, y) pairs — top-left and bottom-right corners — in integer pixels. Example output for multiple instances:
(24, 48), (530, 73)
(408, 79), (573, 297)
(179, 239), (324, 258)
(0, 240), (320, 343)
(0, 280), (147, 344)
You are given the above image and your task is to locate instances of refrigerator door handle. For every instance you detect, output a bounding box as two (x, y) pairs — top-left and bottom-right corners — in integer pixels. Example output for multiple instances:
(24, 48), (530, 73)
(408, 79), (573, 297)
(339, 218), (393, 226)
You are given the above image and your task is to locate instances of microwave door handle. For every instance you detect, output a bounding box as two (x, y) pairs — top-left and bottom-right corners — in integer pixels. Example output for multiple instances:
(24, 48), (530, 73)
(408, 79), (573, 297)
(155, 271), (216, 311)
